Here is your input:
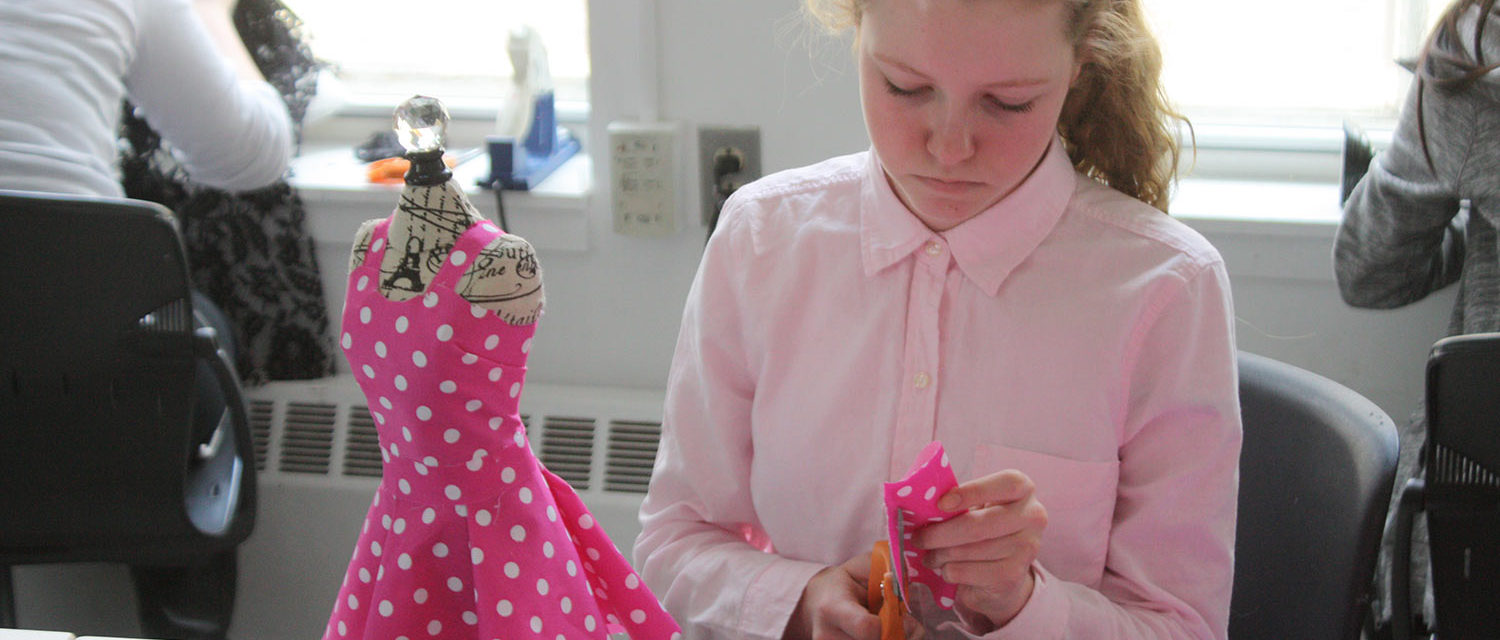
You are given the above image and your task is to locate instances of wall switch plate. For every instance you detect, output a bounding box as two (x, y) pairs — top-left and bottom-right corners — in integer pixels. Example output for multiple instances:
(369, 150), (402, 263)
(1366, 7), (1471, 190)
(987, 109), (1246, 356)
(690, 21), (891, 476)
(609, 121), (679, 236)
(698, 125), (761, 230)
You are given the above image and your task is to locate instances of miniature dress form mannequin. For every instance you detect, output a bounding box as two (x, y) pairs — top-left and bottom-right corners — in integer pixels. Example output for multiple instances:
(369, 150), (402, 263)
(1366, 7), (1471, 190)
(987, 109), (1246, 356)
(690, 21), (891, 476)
(324, 96), (680, 639)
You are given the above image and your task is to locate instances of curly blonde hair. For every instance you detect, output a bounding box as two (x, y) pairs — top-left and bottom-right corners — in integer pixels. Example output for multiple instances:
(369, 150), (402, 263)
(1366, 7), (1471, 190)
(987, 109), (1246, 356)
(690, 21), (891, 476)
(804, 0), (1188, 212)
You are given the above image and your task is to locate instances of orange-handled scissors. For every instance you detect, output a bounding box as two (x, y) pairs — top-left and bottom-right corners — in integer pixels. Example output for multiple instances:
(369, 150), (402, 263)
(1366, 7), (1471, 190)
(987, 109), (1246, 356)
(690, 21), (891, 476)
(868, 540), (906, 640)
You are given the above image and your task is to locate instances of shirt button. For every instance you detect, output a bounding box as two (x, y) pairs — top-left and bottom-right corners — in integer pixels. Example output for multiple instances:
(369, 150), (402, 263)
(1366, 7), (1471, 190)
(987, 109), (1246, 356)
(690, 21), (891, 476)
(925, 242), (943, 257)
(914, 372), (931, 389)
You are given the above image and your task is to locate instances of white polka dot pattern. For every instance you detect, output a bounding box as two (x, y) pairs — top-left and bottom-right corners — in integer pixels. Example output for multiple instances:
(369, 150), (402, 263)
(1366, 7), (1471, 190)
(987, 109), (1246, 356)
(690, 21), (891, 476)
(326, 217), (678, 639)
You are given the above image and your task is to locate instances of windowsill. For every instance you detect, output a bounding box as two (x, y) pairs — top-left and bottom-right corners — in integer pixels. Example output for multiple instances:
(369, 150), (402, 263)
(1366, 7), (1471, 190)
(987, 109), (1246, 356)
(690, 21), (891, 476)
(1173, 178), (1342, 229)
(284, 137), (1347, 326)
(288, 145), (593, 253)
(321, 95), (591, 125)
(285, 136), (1348, 258)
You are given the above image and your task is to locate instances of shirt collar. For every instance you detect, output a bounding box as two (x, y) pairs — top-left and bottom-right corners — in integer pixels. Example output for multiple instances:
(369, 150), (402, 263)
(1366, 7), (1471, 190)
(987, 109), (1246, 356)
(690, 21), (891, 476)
(860, 136), (1076, 296)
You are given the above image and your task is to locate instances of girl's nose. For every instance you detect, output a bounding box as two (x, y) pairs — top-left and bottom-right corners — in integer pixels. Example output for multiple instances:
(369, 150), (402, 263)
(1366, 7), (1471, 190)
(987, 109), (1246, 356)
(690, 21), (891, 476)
(926, 107), (975, 166)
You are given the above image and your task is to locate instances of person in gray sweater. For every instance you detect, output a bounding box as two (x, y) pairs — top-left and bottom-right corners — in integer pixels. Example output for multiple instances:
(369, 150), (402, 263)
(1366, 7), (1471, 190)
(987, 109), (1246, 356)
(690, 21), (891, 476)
(1335, 0), (1500, 634)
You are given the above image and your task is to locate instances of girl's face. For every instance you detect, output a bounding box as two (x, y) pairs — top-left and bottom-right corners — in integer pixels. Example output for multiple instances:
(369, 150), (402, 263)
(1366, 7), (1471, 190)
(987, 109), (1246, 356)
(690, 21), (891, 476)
(858, 0), (1079, 231)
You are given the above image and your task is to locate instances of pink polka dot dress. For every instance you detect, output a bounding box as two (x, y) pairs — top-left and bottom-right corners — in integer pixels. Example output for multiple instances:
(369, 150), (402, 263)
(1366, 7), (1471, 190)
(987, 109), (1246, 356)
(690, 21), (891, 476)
(324, 217), (681, 640)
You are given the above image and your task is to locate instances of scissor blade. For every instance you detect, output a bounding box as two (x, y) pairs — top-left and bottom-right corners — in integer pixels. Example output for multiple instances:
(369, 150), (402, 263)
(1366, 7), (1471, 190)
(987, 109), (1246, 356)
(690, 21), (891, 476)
(892, 509), (911, 610)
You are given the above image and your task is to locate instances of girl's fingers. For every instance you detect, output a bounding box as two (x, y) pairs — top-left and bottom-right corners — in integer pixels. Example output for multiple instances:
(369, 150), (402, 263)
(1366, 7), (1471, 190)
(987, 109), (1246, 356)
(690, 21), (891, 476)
(936, 469), (1034, 512)
(913, 499), (1047, 549)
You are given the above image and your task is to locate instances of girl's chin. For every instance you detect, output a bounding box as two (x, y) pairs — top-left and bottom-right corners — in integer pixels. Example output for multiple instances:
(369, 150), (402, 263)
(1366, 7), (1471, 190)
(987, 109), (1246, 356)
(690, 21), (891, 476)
(908, 202), (986, 231)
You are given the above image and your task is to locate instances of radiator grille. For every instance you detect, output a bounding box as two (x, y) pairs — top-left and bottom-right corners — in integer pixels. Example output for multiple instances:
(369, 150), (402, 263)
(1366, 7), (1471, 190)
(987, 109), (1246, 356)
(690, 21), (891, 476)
(280, 402), (336, 474)
(605, 420), (663, 494)
(343, 405), (382, 478)
(249, 398), (274, 472)
(539, 416), (596, 490)
(243, 379), (666, 499)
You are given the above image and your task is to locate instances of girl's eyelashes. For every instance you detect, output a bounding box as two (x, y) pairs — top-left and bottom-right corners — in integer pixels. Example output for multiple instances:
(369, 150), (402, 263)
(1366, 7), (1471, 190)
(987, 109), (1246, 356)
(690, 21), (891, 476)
(884, 79), (927, 97)
(988, 97), (1035, 114)
(884, 78), (1036, 114)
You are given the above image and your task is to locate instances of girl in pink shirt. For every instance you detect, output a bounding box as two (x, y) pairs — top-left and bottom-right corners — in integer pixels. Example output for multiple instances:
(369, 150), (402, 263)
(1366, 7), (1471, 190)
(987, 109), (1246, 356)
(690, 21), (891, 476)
(637, 0), (1239, 638)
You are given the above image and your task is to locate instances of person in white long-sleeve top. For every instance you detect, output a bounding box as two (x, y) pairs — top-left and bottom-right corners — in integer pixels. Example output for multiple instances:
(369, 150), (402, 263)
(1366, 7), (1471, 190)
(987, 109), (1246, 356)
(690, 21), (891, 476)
(0, 0), (292, 198)
(0, 1), (293, 637)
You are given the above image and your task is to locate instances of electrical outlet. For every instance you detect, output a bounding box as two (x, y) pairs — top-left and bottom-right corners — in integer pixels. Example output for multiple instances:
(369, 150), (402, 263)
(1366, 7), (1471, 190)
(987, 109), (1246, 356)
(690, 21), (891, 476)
(698, 125), (761, 230)
(609, 121), (679, 236)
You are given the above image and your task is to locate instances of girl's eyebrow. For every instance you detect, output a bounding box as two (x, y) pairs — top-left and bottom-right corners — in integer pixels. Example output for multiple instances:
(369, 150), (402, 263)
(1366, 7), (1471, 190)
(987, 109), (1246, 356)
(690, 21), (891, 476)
(872, 52), (1052, 88)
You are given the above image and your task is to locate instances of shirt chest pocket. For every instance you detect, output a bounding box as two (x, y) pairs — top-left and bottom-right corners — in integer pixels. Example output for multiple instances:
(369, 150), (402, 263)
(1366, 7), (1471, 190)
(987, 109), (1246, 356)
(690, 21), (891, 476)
(972, 443), (1118, 585)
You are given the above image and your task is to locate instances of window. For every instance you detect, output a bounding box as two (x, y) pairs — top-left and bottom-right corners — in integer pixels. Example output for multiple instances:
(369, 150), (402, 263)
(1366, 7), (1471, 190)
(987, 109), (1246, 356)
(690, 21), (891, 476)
(281, 0), (1447, 184)
(280, 0), (590, 110)
(1147, 0), (1447, 129)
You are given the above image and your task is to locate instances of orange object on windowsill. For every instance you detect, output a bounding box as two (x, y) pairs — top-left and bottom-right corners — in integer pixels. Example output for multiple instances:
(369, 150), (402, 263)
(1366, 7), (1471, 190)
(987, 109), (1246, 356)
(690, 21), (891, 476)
(366, 154), (457, 184)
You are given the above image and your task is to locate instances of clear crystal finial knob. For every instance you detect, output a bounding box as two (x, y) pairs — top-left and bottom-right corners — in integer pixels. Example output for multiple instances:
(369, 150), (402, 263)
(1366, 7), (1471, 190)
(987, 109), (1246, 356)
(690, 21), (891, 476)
(395, 95), (449, 154)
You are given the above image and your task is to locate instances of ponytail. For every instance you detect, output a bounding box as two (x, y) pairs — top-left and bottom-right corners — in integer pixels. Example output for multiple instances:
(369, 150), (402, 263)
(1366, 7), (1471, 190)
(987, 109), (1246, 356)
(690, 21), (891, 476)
(1058, 0), (1187, 212)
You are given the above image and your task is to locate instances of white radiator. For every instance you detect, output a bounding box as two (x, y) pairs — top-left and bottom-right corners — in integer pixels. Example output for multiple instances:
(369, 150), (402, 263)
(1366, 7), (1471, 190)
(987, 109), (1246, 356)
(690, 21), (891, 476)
(232, 375), (666, 640)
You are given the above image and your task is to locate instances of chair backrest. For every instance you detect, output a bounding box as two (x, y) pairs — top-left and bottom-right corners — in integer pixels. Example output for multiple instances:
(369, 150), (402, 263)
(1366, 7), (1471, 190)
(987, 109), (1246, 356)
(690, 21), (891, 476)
(1230, 351), (1399, 640)
(1422, 332), (1500, 636)
(0, 189), (252, 565)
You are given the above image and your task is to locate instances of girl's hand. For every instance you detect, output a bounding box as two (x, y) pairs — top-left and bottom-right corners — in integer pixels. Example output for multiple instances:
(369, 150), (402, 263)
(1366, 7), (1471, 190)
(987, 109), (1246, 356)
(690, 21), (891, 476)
(784, 554), (881, 640)
(913, 469), (1048, 630)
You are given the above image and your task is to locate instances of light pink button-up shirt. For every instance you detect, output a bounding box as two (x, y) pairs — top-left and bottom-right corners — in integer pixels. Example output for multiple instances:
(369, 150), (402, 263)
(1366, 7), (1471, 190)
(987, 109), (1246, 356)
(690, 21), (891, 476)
(636, 139), (1241, 639)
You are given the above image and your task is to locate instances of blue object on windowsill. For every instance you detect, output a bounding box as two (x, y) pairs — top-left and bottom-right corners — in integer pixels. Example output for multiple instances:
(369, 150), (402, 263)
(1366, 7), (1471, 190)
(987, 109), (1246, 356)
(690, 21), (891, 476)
(482, 92), (580, 191)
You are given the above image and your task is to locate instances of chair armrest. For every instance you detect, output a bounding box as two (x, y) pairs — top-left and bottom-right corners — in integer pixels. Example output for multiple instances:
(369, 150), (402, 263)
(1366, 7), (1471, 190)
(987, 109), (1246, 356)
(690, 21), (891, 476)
(1391, 477), (1426, 640)
(191, 327), (239, 461)
(196, 420), (225, 461)
(186, 326), (256, 540)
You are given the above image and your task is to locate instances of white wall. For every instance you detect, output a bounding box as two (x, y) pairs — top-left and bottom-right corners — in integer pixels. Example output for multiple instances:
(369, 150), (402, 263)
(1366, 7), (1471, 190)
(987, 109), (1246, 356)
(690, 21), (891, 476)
(1193, 218), (1453, 425)
(519, 0), (870, 394)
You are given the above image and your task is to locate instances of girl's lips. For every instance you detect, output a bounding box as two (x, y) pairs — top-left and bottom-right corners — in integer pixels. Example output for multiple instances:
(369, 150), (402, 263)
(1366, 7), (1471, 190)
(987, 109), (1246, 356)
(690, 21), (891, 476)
(916, 174), (983, 195)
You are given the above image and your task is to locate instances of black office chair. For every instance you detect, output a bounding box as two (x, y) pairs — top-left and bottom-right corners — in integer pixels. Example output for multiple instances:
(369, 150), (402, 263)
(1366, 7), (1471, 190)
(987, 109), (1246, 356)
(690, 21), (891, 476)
(1230, 351), (1400, 640)
(1391, 333), (1500, 640)
(0, 189), (256, 637)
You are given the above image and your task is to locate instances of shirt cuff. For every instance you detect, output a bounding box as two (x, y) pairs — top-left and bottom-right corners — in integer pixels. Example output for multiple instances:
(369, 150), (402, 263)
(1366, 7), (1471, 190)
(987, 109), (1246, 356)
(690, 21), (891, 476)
(943, 563), (1065, 640)
(738, 556), (828, 640)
